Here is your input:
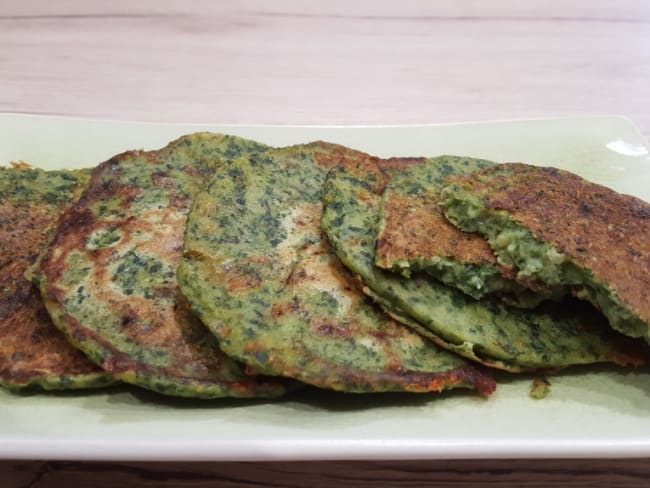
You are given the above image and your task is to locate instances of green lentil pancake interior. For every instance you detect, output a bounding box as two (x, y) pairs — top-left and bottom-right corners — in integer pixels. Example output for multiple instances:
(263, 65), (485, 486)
(375, 156), (562, 306)
(320, 158), (646, 372)
(178, 142), (496, 395)
(36, 133), (290, 398)
(441, 163), (650, 342)
(0, 165), (115, 391)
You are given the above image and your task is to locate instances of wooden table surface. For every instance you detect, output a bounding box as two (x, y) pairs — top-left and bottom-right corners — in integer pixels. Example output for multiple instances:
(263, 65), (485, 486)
(2, 1), (650, 486)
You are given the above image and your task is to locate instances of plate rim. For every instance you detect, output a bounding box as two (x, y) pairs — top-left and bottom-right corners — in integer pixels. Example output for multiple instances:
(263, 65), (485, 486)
(0, 110), (646, 133)
(1, 113), (649, 462)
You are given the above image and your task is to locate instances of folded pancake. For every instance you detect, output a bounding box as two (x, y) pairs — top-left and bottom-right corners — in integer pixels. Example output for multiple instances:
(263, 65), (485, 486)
(0, 166), (115, 391)
(321, 158), (645, 372)
(375, 156), (562, 306)
(178, 143), (496, 395)
(36, 133), (290, 398)
(442, 163), (650, 342)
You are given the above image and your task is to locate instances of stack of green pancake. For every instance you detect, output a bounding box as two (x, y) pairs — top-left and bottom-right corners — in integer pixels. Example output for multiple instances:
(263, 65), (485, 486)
(4, 133), (293, 398)
(1, 132), (647, 401)
(177, 143), (495, 394)
(321, 156), (646, 372)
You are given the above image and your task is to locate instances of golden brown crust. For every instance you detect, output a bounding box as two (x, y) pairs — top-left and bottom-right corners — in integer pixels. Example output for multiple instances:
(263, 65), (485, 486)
(313, 143), (426, 188)
(41, 200), (234, 381)
(459, 163), (650, 326)
(0, 202), (56, 268)
(375, 192), (500, 269)
(323, 159), (648, 371)
(0, 262), (103, 385)
(40, 163), (204, 371)
(179, 143), (497, 394)
(372, 157), (526, 289)
(0, 170), (107, 388)
(38, 134), (289, 397)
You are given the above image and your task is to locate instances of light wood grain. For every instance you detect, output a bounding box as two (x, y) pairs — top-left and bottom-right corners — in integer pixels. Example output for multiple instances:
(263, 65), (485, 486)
(1, 0), (649, 136)
(1, 1), (650, 486)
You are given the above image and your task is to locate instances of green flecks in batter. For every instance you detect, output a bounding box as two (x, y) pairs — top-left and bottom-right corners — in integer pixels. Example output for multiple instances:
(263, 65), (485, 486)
(179, 143), (497, 394)
(375, 156), (552, 303)
(0, 168), (88, 205)
(86, 228), (122, 249)
(320, 162), (645, 372)
(38, 133), (291, 398)
(60, 253), (92, 289)
(112, 249), (171, 298)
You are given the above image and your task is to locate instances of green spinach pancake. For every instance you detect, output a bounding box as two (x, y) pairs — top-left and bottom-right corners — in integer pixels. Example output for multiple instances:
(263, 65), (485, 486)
(375, 156), (562, 306)
(0, 165), (114, 391)
(178, 142), (496, 395)
(37, 133), (289, 398)
(320, 158), (645, 372)
(441, 163), (650, 342)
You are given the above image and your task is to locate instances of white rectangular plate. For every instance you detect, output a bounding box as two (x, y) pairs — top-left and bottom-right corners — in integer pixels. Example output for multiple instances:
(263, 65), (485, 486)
(1, 114), (649, 461)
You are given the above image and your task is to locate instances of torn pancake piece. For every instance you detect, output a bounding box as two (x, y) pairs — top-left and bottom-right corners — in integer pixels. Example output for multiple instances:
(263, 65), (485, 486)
(376, 156), (563, 306)
(321, 158), (646, 372)
(441, 163), (650, 342)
